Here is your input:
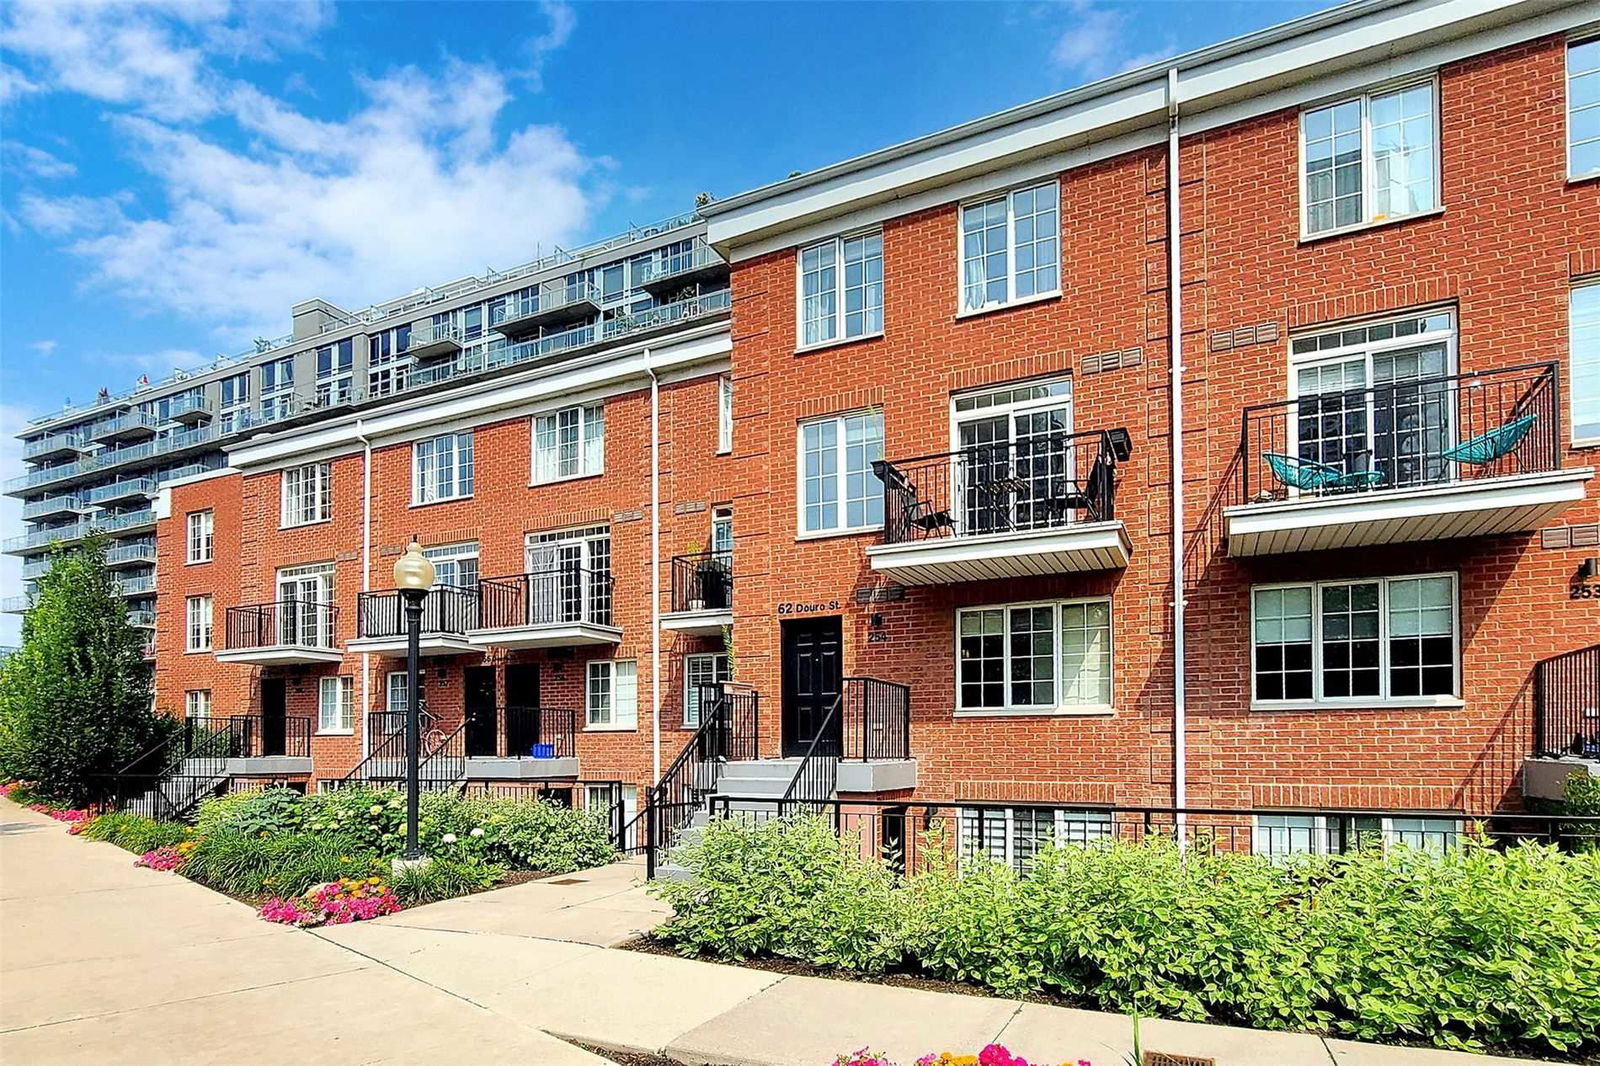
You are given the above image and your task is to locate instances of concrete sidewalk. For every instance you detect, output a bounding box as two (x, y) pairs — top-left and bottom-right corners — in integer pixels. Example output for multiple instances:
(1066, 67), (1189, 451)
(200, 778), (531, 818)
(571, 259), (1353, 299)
(1, 797), (1564, 1066)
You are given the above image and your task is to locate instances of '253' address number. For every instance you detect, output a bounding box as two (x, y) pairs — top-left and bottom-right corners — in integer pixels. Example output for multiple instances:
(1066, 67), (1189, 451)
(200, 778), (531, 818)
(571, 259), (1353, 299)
(1571, 583), (1600, 599)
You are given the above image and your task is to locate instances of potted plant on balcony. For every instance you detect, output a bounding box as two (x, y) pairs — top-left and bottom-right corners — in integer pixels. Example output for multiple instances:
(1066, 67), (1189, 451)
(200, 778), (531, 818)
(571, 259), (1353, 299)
(684, 542), (707, 612)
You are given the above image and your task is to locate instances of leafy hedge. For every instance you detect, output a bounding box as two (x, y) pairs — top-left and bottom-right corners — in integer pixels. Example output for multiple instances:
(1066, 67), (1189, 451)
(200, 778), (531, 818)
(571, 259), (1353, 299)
(652, 815), (1600, 1057)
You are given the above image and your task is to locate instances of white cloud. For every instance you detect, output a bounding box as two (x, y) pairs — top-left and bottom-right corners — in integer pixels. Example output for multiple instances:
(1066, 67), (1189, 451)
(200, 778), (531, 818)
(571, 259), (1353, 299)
(0, 61), (41, 105)
(4, 0), (595, 341)
(29, 339), (57, 355)
(1048, 1), (1170, 83)
(2, 139), (76, 179)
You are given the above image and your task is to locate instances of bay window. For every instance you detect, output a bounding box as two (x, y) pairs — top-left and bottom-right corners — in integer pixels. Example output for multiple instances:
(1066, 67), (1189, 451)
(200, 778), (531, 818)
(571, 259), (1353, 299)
(956, 598), (1112, 713)
(1252, 574), (1457, 705)
(959, 181), (1059, 312)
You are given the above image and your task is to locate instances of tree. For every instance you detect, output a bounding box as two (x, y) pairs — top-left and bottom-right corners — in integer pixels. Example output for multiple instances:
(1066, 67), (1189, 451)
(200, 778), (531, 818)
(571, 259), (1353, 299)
(0, 535), (173, 805)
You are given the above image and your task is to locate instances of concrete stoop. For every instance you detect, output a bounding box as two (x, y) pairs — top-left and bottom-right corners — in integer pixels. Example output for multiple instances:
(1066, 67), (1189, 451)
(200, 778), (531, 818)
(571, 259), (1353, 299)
(654, 758), (804, 881)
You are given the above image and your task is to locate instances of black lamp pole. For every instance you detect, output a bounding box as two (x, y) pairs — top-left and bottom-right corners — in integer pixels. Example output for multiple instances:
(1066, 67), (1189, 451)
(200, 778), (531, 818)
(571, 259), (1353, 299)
(400, 587), (426, 860)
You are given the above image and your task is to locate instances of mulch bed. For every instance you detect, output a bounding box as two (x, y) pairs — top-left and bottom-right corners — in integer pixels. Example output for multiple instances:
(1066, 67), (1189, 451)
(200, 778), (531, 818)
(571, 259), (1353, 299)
(568, 1042), (675, 1066)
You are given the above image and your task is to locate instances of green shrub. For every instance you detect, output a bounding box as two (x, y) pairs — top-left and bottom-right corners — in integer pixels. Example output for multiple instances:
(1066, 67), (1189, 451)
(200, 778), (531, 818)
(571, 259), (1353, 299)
(653, 815), (911, 972)
(183, 829), (383, 898)
(651, 816), (1600, 1057)
(299, 787), (408, 853)
(390, 855), (504, 905)
(80, 811), (188, 854)
(434, 792), (616, 872)
(195, 787), (305, 837)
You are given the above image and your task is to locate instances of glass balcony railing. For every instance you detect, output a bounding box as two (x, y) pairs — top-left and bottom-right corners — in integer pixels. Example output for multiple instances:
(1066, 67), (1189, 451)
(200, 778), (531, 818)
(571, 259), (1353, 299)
(114, 574), (157, 597)
(634, 238), (727, 294)
(23, 431), (89, 460)
(7, 425), (218, 494)
(105, 543), (158, 567)
(22, 494), (86, 521)
(85, 478), (159, 506)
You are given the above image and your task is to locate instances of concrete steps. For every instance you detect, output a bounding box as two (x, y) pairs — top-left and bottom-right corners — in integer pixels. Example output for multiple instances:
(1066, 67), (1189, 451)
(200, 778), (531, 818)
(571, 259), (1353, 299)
(655, 758), (809, 881)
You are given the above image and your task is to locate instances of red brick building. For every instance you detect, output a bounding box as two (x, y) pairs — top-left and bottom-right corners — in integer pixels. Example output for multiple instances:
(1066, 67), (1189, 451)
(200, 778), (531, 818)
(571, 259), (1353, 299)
(146, 0), (1599, 859)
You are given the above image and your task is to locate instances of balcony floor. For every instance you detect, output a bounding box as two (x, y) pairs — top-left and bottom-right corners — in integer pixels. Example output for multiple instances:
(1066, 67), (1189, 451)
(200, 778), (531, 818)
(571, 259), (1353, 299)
(467, 622), (623, 650)
(866, 520), (1131, 585)
(215, 646), (343, 666)
(661, 608), (734, 636)
(347, 633), (476, 657)
(463, 756), (579, 780)
(1225, 467), (1593, 557)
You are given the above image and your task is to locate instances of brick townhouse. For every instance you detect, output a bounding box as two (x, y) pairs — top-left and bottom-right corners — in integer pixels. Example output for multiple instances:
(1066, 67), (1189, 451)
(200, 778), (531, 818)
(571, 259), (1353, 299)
(44, 0), (1599, 860)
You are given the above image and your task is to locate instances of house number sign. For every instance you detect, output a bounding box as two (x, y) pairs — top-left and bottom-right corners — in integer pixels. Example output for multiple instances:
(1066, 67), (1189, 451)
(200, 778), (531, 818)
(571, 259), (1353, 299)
(776, 600), (841, 615)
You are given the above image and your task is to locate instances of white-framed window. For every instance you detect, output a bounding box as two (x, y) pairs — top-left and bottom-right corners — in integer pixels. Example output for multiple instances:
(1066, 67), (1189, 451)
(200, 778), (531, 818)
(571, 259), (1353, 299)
(318, 676), (354, 734)
(1570, 37), (1600, 180)
(185, 690), (211, 718)
(798, 410), (884, 535)
(277, 563), (335, 647)
(533, 402), (604, 482)
(316, 339), (354, 406)
(526, 525), (610, 623)
(710, 507), (734, 562)
(1251, 573), (1458, 705)
(386, 671), (424, 717)
(368, 327), (412, 397)
(423, 541), (479, 590)
(951, 375), (1074, 533)
(586, 659), (638, 729)
(683, 652), (731, 727)
(1301, 79), (1438, 237)
(413, 431), (474, 504)
(260, 356), (294, 420)
(956, 598), (1112, 714)
(185, 594), (213, 652)
(186, 510), (213, 564)
(959, 181), (1059, 313)
(717, 375), (734, 454)
(1253, 813), (1462, 857)
(798, 230), (884, 347)
(1571, 280), (1600, 444)
(219, 372), (250, 432)
(1288, 309), (1456, 489)
(958, 806), (1111, 872)
(281, 462), (331, 527)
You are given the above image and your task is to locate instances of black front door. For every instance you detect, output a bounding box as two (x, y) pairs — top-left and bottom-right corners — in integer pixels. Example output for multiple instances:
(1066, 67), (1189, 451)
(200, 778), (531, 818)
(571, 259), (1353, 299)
(504, 663), (541, 755)
(464, 666), (498, 757)
(781, 616), (843, 757)
(260, 678), (287, 756)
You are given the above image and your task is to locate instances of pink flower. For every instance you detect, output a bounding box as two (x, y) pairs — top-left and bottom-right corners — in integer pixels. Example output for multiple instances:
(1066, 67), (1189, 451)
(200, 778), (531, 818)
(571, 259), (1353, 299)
(134, 846), (184, 871)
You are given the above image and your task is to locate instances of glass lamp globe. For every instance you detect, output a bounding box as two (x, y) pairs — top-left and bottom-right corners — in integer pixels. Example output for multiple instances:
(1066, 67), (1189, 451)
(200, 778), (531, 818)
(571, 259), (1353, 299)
(393, 538), (436, 592)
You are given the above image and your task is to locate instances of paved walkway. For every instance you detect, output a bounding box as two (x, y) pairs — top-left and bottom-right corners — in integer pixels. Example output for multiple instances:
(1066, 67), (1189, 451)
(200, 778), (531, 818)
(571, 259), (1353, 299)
(0, 799), (1562, 1066)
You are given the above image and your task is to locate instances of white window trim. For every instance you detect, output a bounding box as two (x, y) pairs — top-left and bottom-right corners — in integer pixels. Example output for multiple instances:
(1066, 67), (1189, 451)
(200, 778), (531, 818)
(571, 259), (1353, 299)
(683, 652), (731, 728)
(185, 690), (211, 718)
(585, 659), (638, 731)
(1249, 572), (1462, 710)
(185, 594), (213, 653)
(1251, 813), (1465, 856)
(794, 228), (886, 353)
(795, 409), (885, 539)
(280, 462), (331, 529)
(1297, 76), (1442, 241)
(953, 596), (1114, 717)
(954, 180), (1063, 317)
(186, 510), (213, 565)
(318, 676), (355, 735)
(531, 403), (605, 485)
(1568, 35), (1600, 182)
(1571, 278), (1600, 447)
(412, 431), (475, 506)
(717, 375), (734, 454)
(957, 806), (1113, 870)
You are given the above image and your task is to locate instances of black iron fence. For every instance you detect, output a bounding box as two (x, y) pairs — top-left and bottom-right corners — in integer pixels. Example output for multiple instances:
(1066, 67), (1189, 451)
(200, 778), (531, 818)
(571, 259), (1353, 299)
(695, 684), (760, 762)
(663, 798), (1600, 878)
(225, 600), (338, 650)
(477, 567), (613, 630)
(1534, 644), (1600, 757)
(462, 779), (633, 850)
(669, 551), (732, 613)
(233, 714), (312, 758)
(842, 677), (911, 761)
(465, 705), (578, 759)
(1240, 361), (1560, 503)
(356, 586), (478, 638)
(873, 428), (1127, 545)
(644, 684), (759, 875)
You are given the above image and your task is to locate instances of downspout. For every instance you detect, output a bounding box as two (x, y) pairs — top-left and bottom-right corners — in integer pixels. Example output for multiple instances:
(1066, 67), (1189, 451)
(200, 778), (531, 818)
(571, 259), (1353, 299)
(357, 420), (373, 759)
(1167, 67), (1188, 836)
(646, 352), (662, 784)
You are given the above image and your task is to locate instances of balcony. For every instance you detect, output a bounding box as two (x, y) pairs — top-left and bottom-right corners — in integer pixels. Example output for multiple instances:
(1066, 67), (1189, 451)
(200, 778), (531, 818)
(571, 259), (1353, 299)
(636, 238), (729, 297)
(5, 427), (217, 496)
(492, 279), (603, 338)
(21, 560), (49, 581)
(114, 574), (156, 597)
(216, 600), (342, 665)
(24, 431), (90, 463)
(1225, 363), (1592, 556)
(167, 394), (213, 424)
(1523, 644), (1600, 802)
(402, 322), (464, 361)
(91, 409), (159, 445)
(663, 551), (733, 635)
(85, 478), (159, 507)
(866, 429), (1133, 585)
(22, 494), (87, 521)
(227, 714), (314, 774)
(463, 706), (580, 780)
(348, 586), (478, 656)
(470, 567), (620, 649)
(127, 609), (156, 629)
(4, 523), (88, 556)
(104, 543), (157, 569)
(2, 596), (32, 614)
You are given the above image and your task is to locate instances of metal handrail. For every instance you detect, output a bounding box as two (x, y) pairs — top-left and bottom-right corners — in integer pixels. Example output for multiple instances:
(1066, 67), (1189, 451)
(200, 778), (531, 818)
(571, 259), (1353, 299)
(356, 585), (478, 638)
(1534, 644), (1600, 757)
(225, 599), (339, 650)
(644, 684), (759, 877)
(669, 551), (733, 613)
(477, 567), (613, 630)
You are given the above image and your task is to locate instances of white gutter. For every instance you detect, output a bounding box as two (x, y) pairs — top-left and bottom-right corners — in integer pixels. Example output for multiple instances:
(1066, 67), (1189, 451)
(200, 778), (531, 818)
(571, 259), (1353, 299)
(1167, 68), (1188, 839)
(646, 353), (663, 783)
(357, 420), (373, 760)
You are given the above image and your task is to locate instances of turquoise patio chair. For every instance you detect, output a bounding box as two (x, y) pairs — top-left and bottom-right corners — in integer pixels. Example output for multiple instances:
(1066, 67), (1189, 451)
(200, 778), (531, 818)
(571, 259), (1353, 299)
(1263, 452), (1387, 493)
(1440, 414), (1536, 467)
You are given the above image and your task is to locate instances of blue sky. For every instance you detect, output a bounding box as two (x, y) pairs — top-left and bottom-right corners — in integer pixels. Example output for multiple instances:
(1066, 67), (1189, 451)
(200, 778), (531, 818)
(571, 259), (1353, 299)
(0, 0), (1326, 634)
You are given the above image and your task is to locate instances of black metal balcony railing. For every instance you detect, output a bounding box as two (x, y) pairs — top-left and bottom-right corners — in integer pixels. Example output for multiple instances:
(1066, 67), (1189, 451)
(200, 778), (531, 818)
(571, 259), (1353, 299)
(356, 586), (478, 639)
(477, 566), (613, 630)
(874, 428), (1128, 546)
(1534, 644), (1600, 758)
(224, 600), (338, 650)
(234, 714), (313, 758)
(1240, 362), (1561, 503)
(669, 551), (732, 613)
(465, 706), (578, 759)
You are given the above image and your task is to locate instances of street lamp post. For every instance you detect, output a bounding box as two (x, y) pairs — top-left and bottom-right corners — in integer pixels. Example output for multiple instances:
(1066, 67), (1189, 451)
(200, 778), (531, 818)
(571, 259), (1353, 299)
(393, 537), (435, 864)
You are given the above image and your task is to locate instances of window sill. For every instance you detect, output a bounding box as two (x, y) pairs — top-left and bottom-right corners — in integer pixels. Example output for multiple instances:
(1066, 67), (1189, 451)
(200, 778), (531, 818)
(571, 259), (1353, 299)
(184, 559), (212, 566)
(796, 526), (882, 543)
(1298, 206), (1444, 245)
(954, 290), (1062, 321)
(1251, 696), (1465, 713)
(409, 494), (473, 509)
(315, 729), (354, 737)
(795, 331), (884, 357)
(954, 705), (1115, 719)
(1568, 170), (1600, 187)
(583, 724), (637, 733)
(529, 471), (604, 489)
(1571, 436), (1600, 450)
(280, 518), (332, 531)
(184, 648), (211, 655)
